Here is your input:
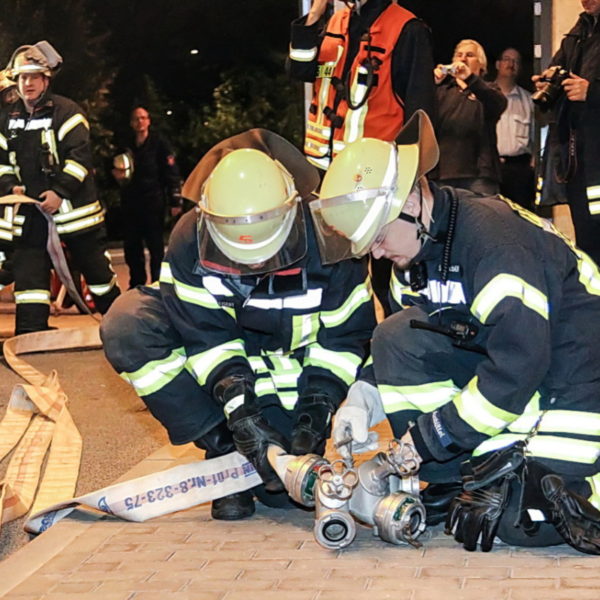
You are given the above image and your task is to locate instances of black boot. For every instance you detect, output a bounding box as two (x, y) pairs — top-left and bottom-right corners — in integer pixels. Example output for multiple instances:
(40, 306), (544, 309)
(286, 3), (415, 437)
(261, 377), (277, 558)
(194, 420), (255, 521)
(421, 481), (463, 526)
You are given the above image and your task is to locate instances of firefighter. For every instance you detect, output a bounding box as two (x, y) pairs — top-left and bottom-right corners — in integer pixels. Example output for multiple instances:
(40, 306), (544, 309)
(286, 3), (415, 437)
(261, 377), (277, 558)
(0, 41), (120, 334)
(100, 129), (376, 520)
(290, 0), (436, 317)
(313, 110), (600, 553)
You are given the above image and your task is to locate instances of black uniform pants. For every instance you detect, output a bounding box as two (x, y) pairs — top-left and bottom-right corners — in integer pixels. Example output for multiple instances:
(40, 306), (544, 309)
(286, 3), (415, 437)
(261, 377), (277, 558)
(13, 221), (120, 334)
(100, 286), (296, 446)
(122, 201), (165, 288)
(566, 153), (600, 266)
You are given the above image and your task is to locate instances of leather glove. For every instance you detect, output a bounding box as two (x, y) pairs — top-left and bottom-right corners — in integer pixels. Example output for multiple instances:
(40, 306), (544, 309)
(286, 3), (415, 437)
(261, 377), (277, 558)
(332, 380), (386, 460)
(445, 477), (512, 552)
(214, 374), (287, 493)
(542, 473), (600, 555)
(290, 394), (335, 456)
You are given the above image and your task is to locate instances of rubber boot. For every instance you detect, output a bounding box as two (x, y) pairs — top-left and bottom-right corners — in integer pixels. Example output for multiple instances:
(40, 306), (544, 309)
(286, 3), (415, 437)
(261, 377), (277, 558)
(194, 420), (255, 521)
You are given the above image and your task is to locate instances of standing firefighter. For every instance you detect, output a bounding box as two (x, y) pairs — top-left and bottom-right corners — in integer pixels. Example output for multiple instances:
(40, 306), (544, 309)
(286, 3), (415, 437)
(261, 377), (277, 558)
(0, 41), (120, 334)
(311, 110), (600, 553)
(100, 129), (376, 520)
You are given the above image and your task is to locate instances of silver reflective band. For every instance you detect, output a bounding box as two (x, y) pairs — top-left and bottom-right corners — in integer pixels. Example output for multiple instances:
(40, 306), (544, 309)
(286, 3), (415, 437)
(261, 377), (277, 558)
(313, 187), (392, 211)
(201, 192), (300, 225)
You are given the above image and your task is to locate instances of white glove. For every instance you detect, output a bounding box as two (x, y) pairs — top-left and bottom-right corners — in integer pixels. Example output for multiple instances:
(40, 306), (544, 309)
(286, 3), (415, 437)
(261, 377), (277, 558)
(332, 380), (386, 460)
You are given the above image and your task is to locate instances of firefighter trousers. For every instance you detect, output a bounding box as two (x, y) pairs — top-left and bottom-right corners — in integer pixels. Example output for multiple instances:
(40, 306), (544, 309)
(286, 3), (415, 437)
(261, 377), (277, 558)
(100, 286), (296, 446)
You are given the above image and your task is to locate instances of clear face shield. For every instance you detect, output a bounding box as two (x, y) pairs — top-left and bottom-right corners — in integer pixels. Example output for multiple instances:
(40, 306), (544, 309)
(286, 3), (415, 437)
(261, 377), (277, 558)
(309, 186), (398, 264)
(197, 164), (308, 276)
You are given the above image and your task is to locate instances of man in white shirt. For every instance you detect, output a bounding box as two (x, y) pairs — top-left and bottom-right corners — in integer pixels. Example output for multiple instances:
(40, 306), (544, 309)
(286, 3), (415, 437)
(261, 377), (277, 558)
(495, 48), (535, 210)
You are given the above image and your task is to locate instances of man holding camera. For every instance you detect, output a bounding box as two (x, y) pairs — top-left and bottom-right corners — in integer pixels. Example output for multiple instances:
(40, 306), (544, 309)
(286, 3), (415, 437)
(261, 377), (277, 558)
(535, 0), (600, 264)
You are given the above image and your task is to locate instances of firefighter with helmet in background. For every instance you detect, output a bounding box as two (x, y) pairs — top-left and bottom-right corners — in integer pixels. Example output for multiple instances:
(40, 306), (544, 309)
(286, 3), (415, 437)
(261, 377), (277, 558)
(0, 41), (120, 334)
(100, 128), (376, 520)
(310, 110), (600, 554)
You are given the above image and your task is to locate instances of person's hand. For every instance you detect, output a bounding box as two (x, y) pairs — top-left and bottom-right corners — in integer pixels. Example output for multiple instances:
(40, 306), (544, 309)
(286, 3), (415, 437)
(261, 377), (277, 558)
(39, 189), (62, 214)
(433, 64), (448, 84)
(306, 0), (331, 26)
(452, 61), (472, 81)
(532, 67), (557, 91)
(563, 73), (589, 102)
(170, 205), (183, 218)
(12, 185), (25, 195)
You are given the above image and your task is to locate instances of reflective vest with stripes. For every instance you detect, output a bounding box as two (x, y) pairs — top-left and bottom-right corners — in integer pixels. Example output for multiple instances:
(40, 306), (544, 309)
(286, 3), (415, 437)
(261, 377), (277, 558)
(304, 3), (414, 170)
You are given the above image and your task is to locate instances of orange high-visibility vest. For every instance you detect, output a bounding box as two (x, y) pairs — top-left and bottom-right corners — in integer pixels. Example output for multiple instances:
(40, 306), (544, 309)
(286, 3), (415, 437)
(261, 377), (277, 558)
(304, 3), (415, 170)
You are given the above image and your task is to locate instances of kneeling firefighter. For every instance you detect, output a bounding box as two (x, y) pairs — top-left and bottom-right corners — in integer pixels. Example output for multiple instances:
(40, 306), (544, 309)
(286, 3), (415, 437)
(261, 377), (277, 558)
(100, 129), (376, 520)
(310, 109), (600, 553)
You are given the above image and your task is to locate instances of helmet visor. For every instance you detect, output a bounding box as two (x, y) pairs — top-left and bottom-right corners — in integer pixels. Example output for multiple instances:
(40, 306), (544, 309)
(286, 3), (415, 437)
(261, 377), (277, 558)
(309, 186), (396, 264)
(197, 202), (307, 276)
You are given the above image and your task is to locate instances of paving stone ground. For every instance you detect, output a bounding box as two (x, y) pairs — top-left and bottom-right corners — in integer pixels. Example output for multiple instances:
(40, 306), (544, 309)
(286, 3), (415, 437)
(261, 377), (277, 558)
(1, 433), (600, 600)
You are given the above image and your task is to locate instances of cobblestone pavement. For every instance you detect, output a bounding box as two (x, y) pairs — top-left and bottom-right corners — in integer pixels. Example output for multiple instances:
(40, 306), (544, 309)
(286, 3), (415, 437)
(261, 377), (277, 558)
(1, 432), (600, 600)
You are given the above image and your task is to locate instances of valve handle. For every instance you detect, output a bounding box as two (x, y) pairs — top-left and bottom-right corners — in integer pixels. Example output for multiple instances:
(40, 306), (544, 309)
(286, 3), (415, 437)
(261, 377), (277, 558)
(318, 459), (358, 500)
(387, 439), (421, 476)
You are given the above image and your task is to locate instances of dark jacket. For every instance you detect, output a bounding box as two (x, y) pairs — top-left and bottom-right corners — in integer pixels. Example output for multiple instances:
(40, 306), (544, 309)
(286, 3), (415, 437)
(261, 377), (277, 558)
(391, 183), (600, 476)
(432, 75), (507, 183)
(0, 92), (104, 239)
(538, 11), (600, 208)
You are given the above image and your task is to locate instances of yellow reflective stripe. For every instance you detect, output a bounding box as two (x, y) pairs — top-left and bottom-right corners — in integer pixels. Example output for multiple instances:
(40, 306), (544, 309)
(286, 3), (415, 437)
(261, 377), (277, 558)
(364, 354), (373, 368)
(321, 278), (372, 328)
(63, 159), (88, 182)
(0, 165), (15, 177)
(304, 344), (361, 385)
(57, 113), (89, 141)
(291, 312), (320, 349)
(344, 66), (369, 143)
(160, 263), (234, 318)
(255, 378), (277, 397)
(454, 376), (519, 436)
(248, 355), (269, 373)
(390, 269), (419, 307)
(187, 339), (246, 386)
(53, 200), (102, 223)
(585, 473), (600, 510)
(120, 347), (187, 396)
(379, 380), (459, 414)
(55, 213), (104, 234)
(471, 274), (549, 323)
(473, 433), (600, 464)
(278, 391), (299, 411)
(589, 200), (600, 216)
(0, 132), (7, 151)
(87, 275), (118, 296)
(289, 45), (318, 62)
(0, 230), (12, 241)
(587, 185), (600, 201)
(14, 289), (51, 305)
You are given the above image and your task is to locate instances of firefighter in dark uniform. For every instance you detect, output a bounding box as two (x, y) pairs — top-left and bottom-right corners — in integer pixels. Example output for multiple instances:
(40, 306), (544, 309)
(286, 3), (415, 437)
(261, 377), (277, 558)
(312, 110), (600, 554)
(289, 0), (436, 316)
(112, 106), (182, 289)
(0, 41), (120, 334)
(100, 129), (376, 521)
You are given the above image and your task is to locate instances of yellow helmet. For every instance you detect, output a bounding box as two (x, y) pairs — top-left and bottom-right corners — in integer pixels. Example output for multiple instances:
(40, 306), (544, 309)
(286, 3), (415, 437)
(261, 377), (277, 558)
(0, 70), (15, 93)
(198, 148), (306, 274)
(310, 110), (439, 263)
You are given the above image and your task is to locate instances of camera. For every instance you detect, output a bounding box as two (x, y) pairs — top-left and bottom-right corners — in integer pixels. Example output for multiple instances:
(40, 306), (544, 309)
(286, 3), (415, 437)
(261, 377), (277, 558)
(439, 64), (458, 77)
(532, 66), (569, 111)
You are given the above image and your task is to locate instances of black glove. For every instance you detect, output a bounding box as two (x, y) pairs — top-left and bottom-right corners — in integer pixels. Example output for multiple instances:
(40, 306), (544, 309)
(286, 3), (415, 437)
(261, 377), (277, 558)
(214, 374), (287, 493)
(290, 394), (335, 455)
(445, 477), (512, 551)
(542, 474), (600, 555)
(445, 442), (525, 552)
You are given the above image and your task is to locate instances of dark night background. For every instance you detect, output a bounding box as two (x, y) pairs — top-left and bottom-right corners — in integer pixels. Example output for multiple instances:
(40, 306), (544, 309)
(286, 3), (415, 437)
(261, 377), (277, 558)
(0, 0), (534, 237)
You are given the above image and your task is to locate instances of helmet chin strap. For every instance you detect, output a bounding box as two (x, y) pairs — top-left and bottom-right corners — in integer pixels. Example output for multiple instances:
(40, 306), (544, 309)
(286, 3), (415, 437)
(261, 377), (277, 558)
(397, 181), (437, 243)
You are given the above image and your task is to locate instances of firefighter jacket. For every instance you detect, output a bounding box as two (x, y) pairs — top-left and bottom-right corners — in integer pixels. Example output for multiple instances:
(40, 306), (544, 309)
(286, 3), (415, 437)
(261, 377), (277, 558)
(0, 92), (104, 242)
(537, 10), (600, 212)
(119, 131), (181, 210)
(386, 183), (600, 477)
(157, 205), (376, 412)
(289, 0), (435, 170)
